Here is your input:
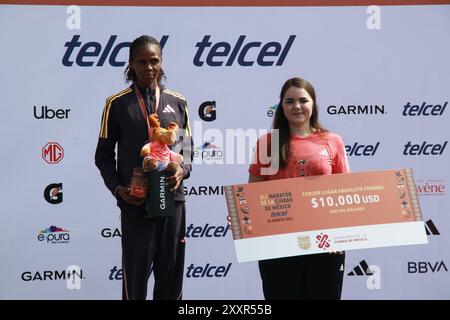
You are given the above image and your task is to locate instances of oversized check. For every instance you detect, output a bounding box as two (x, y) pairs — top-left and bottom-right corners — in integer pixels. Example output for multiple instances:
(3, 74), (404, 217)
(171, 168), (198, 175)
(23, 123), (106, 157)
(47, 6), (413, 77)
(224, 169), (428, 262)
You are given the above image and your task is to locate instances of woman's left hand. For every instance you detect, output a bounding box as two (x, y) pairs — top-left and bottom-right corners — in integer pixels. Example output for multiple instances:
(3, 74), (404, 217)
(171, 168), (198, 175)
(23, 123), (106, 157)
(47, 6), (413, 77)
(165, 162), (184, 192)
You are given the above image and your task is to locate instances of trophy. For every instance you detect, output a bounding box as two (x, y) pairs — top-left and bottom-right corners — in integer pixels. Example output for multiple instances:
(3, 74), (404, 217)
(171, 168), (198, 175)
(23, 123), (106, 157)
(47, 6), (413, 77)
(129, 167), (147, 198)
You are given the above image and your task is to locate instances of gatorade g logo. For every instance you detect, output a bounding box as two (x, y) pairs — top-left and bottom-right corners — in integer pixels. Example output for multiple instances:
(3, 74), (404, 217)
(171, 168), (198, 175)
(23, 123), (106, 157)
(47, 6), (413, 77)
(62, 35), (168, 67)
(44, 183), (63, 204)
(198, 101), (216, 121)
(193, 35), (296, 67)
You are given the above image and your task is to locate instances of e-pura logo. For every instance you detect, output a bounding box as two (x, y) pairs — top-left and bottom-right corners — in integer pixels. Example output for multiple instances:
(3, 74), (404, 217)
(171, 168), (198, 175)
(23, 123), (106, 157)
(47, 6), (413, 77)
(37, 226), (70, 244)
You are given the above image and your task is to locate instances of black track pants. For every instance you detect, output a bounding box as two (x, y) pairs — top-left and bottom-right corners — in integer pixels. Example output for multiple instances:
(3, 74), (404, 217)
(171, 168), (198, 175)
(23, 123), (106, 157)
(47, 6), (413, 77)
(120, 203), (186, 300)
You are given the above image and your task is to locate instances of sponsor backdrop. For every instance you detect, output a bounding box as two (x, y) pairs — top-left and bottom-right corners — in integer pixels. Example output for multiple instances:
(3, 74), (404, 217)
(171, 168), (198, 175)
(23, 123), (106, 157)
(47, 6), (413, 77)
(0, 1), (449, 299)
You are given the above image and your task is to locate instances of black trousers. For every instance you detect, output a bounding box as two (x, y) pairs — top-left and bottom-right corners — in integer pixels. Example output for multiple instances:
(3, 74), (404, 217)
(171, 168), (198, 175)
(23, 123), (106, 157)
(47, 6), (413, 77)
(120, 203), (186, 300)
(258, 252), (345, 300)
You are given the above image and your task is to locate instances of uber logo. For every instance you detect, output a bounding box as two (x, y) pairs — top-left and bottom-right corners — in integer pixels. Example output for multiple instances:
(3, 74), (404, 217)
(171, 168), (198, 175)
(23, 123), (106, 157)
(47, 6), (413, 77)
(34, 106), (71, 119)
(193, 35), (296, 67)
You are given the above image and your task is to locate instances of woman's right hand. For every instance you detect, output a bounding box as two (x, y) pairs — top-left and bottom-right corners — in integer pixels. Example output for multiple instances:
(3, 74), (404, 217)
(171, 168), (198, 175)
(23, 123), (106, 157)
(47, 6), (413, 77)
(227, 215), (231, 226)
(117, 186), (146, 206)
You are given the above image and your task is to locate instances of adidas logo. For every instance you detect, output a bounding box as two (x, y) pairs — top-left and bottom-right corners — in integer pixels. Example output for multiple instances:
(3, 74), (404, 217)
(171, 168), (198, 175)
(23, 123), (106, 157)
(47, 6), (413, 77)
(348, 260), (373, 276)
(162, 104), (175, 113)
(425, 219), (440, 235)
(319, 148), (329, 157)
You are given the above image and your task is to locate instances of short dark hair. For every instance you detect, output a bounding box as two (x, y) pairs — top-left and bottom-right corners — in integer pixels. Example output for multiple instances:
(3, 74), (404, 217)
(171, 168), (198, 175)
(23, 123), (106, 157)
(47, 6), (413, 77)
(124, 35), (166, 86)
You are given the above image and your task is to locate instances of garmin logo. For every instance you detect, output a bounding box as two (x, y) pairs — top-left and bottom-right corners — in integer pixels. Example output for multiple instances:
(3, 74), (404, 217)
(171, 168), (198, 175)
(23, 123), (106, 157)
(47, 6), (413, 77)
(159, 176), (166, 210)
(21, 269), (84, 281)
(327, 105), (385, 115)
(101, 227), (121, 238)
(184, 185), (225, 196)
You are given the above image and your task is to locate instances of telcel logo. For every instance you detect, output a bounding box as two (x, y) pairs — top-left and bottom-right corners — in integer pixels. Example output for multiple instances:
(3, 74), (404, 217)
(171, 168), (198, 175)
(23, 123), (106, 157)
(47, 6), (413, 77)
(109, 266), (123, 280)
(186, 223), (230, 238)
(345, 142), (380, 156)
(62, 35), (168, 67)
(403, 141), (447, 155)
(186, 263), (232, 278)
(402, 102), (447, 116)
(193, 35), (296, 67)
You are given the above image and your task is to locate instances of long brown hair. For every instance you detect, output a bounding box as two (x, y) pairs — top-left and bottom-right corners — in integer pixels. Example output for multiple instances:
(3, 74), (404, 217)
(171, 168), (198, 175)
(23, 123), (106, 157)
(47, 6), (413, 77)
(273, 77), (327, 168)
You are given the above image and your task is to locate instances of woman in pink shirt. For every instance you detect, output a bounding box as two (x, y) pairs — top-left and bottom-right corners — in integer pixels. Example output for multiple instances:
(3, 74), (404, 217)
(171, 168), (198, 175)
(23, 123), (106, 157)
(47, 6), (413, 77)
(249, 77), (350, 300)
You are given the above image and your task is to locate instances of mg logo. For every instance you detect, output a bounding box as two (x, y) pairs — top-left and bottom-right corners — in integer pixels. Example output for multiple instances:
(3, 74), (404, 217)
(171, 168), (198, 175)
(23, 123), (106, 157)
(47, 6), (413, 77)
(42, 142), (64, 164)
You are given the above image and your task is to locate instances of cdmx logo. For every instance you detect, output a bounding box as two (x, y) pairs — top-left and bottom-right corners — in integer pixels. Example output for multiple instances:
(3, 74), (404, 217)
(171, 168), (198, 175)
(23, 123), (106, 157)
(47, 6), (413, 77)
(315, 233), (330, 250)
(44, 183), (63, 204)
(198, 101), (216, 122)
(37, 226), (70, 244)
(347, 259), (381, 290)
